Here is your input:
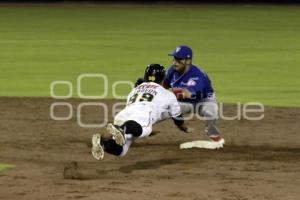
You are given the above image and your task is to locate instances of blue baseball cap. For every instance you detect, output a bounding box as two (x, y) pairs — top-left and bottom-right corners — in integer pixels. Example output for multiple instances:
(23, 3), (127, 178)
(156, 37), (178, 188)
(168, 45), (193, 59)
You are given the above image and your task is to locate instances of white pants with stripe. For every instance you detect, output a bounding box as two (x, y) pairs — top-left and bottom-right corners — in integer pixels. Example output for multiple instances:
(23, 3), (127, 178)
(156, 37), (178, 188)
(113, 103), (153, 156)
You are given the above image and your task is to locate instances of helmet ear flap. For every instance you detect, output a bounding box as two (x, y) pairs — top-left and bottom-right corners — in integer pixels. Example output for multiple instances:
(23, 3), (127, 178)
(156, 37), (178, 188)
(148, 76), (156, 81)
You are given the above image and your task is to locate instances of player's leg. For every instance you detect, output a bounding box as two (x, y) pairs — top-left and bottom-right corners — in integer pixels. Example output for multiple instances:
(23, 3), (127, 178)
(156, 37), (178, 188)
(91, 108), (129, 160)
(92, 105), (152, 159)
(105, 119), (145, 145)
(99, 120), (151, 158)
(116, 121), (152, 157)
(91, 133), (105, 160)
(178, 102), (194, 114)
(198, 100), (225, 144)
(102, 139), (124, 156)
(106, 123), (126, 146)
(122, 120), (152, 138)
(122, 120), (143, 137)
(104, 120), (144, 156)
(102, 104), (152, 157)
(119, 134), (134, 156)
(114, 104), (153, 139)
(91, 130), (135, 159)
(107, 106), (140, 145)
(91, 133), (121, 160)
(96, 134), (134, 158)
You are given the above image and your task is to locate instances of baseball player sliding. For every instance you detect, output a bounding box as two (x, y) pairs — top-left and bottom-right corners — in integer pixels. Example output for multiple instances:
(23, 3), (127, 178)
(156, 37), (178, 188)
(92, 64), (192, 160)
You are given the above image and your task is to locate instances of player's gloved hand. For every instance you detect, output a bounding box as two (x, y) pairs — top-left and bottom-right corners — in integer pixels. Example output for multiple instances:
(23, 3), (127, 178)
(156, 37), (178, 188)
(172, 88), (192, 99)
(135, 77), (145, 87)
(178, 123), (194, 133)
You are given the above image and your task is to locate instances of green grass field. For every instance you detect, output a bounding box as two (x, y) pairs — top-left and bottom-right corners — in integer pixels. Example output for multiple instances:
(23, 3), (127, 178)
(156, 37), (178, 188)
(0, 164), (15, 172)
(0, 4), (299, 106)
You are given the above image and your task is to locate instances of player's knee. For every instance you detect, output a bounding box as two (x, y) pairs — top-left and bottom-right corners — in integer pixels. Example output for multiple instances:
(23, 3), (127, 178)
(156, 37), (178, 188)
(201, 102), (219, 120)
(103, 139), (123, 156)
(123, 120), (143, 137)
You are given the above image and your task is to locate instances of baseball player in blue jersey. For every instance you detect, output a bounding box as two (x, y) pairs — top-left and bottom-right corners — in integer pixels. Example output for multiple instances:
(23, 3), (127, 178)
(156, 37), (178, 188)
(164, 45), (225, 147)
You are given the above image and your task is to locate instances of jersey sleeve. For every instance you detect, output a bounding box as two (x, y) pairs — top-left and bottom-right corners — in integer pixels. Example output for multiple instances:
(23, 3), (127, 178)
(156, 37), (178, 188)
(168, 92), (182, 117)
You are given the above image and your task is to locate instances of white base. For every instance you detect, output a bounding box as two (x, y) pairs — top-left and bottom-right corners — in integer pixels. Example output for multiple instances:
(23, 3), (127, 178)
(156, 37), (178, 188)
(180, 139), (225, 150)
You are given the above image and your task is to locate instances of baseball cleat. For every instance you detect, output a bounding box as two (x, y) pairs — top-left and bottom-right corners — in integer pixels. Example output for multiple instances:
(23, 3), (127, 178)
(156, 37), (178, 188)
(100, 129), (113, 140)
(209, 135), (225, 145)
(91, 133), (104, 160)
(106, 123), (125, 146)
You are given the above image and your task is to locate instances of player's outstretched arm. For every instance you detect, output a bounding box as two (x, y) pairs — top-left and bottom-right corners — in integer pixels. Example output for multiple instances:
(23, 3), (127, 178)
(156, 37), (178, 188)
(172, 114), (193, 133)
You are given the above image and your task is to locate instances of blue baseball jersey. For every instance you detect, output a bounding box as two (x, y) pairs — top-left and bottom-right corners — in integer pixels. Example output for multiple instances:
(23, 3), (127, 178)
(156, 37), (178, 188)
(164, 64), (215, 103)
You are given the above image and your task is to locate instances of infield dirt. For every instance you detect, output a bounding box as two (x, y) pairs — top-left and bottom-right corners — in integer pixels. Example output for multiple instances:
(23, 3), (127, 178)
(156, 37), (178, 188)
(0, 97), (299, 200)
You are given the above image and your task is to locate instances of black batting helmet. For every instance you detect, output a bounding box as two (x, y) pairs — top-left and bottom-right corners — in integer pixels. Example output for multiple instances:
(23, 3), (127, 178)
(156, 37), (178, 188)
(144, 64), (166, 84)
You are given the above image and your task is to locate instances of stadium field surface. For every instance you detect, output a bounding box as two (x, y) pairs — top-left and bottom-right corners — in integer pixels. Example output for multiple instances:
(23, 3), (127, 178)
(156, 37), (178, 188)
(0, 5), (299, 106)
